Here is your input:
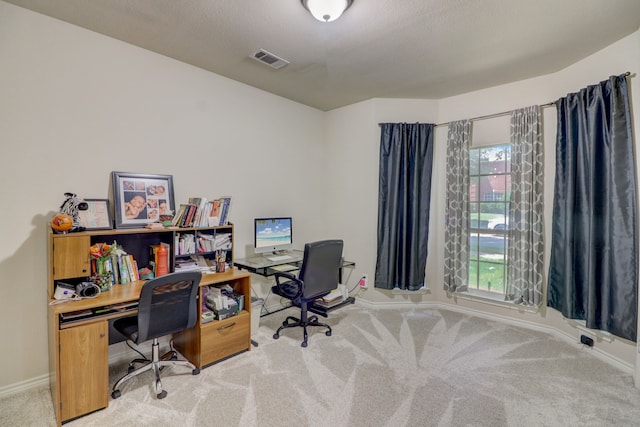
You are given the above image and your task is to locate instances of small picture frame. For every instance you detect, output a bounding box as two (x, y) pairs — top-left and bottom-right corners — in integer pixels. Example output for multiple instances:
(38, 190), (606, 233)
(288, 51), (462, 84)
(111, 172), (175, 229)
(77, 199), (113, 230)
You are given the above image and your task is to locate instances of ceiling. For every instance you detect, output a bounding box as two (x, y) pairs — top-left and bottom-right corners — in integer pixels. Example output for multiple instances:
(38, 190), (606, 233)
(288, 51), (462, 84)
(5, 0), (640, 111)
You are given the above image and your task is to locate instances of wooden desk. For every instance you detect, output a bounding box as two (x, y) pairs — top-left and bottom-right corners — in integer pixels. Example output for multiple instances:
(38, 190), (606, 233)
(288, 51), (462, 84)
(48, 269), (251, 426)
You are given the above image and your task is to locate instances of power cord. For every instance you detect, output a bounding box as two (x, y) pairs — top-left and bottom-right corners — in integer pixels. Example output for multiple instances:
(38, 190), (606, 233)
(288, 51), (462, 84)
(49, 285), (100, 305)
(125, 339), (148, 361)
(348, 275), (367, 297)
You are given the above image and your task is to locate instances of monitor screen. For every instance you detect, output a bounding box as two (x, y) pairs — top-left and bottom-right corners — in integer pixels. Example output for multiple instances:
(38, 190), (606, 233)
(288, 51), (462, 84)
(254, 217), (293, 254)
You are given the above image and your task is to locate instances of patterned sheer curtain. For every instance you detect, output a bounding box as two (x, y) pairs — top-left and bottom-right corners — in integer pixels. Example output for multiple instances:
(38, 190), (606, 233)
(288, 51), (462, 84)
(505, 106), (544, 306)
(444, 120), (471, 293)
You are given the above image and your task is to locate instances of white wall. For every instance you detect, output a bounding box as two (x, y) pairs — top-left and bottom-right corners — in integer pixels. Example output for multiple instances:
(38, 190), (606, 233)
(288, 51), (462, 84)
(0, 2), (327, 390)
(327, 31), (640, 371)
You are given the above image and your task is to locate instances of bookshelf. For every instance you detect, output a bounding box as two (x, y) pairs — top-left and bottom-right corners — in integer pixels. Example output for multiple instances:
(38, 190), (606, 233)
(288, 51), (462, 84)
(48, 224), (234, 298)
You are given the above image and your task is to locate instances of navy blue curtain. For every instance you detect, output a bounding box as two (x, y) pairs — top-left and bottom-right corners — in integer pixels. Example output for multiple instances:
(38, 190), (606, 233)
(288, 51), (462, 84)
(547, 75), (637, 341)
(375, 123), (434, 290)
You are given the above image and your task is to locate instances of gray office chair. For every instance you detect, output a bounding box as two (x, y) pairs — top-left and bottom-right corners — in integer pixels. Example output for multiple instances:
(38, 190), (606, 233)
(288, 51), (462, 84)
(272, 239), (344, 347)
(111, 271), (201, 399)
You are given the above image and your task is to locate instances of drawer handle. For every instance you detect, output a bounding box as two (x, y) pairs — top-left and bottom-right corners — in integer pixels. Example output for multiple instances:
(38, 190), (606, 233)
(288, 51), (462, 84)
(217, 322), (236, 331)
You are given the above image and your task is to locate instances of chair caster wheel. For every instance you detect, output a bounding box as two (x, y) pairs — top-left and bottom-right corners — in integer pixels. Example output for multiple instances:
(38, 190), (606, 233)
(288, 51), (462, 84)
(192, 368), (200, 375)
(127, 365), (135, 374)
(326, 331), (332, 336)
(273, 333), (279, 339)
(157, 390), (167, 399)
(170, 354), (178, 360)
(111, 390), (121, 399)
(301, 341), (307, 348)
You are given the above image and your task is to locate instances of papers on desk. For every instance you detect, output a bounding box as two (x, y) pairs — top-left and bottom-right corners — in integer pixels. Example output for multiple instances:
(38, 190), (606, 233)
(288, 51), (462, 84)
(175, 255), (216, 272)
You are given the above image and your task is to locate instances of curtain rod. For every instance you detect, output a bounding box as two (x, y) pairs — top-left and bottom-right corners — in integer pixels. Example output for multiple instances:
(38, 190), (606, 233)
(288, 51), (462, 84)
(378, 71), (632, 128)
(433, 102), (555, 128)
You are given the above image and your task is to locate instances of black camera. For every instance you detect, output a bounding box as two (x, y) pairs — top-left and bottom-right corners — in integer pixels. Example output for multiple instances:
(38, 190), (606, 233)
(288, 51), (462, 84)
(76, 282), (99, 298)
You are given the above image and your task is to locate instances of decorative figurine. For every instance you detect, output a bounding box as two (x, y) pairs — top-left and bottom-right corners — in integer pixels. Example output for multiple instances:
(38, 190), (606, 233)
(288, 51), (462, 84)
(52, 192), (89, 233)
(51, 213), (74, 233)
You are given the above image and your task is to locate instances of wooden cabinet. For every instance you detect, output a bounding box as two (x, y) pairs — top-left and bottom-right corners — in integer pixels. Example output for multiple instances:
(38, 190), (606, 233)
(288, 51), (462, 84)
(51, 235), (91, 281)
(47, 224), (250, 426)
(59, 321), (109, 421)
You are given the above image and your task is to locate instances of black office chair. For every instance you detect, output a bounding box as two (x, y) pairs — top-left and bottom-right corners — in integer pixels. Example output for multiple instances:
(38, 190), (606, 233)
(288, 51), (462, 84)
(111, 271), (201, 400)
(272, 239), (344, 347)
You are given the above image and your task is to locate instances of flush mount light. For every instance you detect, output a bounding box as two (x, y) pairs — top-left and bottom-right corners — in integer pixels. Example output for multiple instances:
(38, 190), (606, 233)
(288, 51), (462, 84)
(301, 0), (353, 23)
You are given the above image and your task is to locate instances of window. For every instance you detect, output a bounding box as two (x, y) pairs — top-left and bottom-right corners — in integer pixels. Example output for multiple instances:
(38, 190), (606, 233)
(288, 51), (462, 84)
(468, 145), (511, 295)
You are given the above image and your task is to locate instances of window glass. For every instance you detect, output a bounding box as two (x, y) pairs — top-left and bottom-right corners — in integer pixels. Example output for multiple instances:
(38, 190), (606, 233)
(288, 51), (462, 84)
(468, 144), (511, 295)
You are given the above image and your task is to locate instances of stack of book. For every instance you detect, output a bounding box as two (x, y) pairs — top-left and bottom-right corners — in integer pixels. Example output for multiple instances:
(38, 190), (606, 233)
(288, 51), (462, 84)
(314, 289), (345, 309)
(94, 244), (140, 285)
(172, 196), (232, 228)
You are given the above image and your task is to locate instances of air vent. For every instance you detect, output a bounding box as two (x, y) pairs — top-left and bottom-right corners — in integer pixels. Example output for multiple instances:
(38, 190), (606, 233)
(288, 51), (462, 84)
(250, 49), (289, 70)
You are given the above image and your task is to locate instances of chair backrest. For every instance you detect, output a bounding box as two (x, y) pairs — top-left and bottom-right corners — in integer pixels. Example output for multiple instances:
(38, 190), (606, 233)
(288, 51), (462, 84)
(298, 240), (344, 300)
(136, 271), (201, 343)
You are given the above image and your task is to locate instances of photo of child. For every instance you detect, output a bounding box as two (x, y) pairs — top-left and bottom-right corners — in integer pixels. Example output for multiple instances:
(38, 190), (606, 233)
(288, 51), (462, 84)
(124, 193), (147, 219)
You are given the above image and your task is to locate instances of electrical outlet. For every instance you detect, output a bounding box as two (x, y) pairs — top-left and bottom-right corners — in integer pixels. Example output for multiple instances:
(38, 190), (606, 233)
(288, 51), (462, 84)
(359, 274), (368, 289)
(580, 334), (594, 347)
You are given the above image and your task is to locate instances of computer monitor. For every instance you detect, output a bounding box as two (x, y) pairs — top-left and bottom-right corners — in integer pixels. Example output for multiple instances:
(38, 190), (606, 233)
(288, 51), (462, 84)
(254, 217), (293, 255)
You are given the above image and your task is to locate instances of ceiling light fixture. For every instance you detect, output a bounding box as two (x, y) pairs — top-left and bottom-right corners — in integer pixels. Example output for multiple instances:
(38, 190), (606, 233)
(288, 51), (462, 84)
(301, 0), (353, 23)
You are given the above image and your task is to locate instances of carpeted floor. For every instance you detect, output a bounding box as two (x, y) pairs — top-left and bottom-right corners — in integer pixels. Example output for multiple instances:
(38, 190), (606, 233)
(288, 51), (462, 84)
(3, 304), (640, 426)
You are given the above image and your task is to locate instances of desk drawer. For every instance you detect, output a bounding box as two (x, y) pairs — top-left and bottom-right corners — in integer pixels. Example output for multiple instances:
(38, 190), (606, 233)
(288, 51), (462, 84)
(201, 312), (250, 366)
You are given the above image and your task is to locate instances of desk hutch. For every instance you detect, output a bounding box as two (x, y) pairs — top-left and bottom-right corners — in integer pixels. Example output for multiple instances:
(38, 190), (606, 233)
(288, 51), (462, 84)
(47, 225), (251, 425)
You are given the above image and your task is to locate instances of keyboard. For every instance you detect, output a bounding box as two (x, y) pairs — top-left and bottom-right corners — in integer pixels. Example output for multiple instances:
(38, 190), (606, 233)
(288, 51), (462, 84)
(270, 264), (297, 272)
(266, 254), (292, 262)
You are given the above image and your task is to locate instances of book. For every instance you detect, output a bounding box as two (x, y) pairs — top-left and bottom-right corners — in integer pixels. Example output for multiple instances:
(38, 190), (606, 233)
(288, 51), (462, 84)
(197, 198), (209, 227)
(132, 259), (139, 281)
(188, 197), (208, 228)
(104, 257), (115, 285)
(172, 204), (188, 227)
(125, 255), (137, 282)
(176, 233), (196, 255)
(218, 196), (232, 225)
(118, 253), (130, 284)
(182, 203), (197, 227)
(109, 253), (120, 284)
(208, 199), (221, 226)
(314, 296), (345, 309)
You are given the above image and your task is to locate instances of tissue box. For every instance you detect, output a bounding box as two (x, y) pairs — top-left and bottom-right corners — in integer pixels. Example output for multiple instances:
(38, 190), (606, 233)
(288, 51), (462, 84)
(214, 306), (237, 320)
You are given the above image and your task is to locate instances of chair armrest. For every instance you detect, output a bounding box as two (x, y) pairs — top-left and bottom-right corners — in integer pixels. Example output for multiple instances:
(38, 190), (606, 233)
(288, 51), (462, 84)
(274, 272), (303, 300)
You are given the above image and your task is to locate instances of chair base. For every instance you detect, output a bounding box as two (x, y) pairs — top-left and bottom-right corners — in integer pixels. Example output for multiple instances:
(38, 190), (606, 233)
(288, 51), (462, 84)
(273, 314), (332, 347)
(111, 338), (200, 399)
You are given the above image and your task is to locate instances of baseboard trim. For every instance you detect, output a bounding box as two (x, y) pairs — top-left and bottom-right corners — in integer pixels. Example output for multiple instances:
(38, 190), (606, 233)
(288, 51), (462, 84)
(0, 373), (49, 399)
